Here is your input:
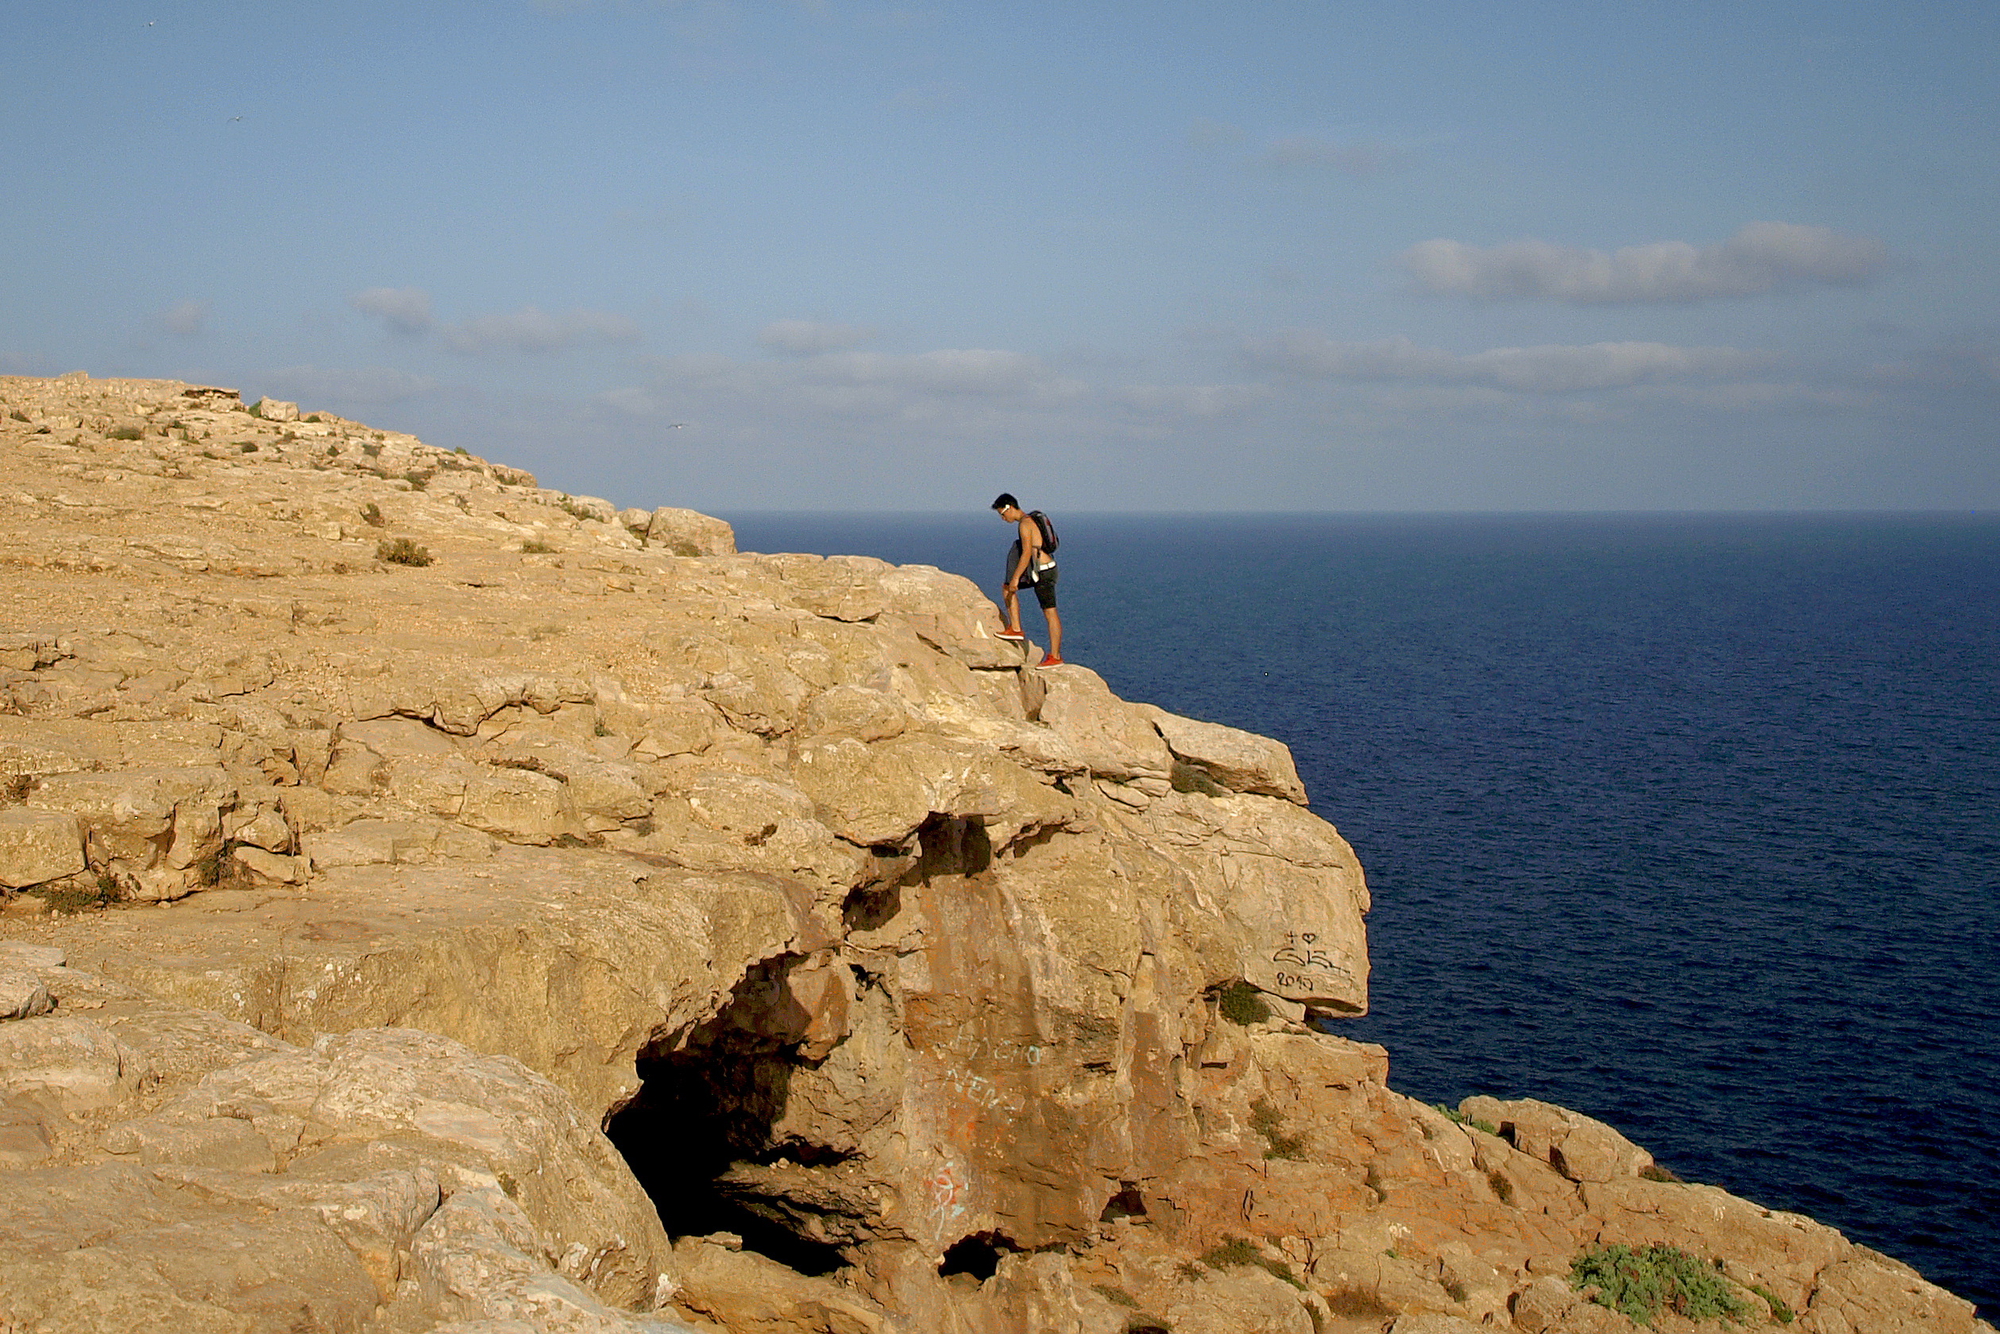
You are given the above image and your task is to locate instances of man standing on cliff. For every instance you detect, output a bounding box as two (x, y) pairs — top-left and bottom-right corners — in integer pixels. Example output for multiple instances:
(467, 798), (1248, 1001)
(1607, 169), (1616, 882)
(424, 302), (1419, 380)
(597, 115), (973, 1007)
(992, 493), (1062, 666)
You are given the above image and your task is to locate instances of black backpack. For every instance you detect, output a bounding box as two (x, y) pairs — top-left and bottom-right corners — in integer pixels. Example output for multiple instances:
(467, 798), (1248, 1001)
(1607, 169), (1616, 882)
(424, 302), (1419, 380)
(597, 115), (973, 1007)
(1028, 510), (1060, 554)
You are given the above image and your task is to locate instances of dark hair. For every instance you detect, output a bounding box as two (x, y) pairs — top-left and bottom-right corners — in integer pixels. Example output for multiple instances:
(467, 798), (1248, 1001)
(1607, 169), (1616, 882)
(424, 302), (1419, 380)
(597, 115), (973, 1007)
(991, 492), (1018, 512)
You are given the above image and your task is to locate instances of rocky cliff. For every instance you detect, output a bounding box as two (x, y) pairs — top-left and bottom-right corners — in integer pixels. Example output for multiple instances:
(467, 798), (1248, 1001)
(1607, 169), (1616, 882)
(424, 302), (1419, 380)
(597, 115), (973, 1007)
(0, 374), (1985, 1334)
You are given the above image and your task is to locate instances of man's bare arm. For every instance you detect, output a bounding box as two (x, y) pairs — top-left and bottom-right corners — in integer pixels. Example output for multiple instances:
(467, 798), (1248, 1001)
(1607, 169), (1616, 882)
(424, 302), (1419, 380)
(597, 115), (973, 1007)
(1007, 514), (1041, 588)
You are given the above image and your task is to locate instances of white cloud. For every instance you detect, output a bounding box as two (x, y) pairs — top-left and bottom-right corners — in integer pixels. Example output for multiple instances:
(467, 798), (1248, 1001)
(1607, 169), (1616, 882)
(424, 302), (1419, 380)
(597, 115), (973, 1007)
(1114, 383), (1273, 417)
(260, 365), (441, 405)
(807, 348), (1055, 396)
(440, 306), (642, 355)
(1865, 343), (2000, 393)
(1244, 332), (1777, 393)
(1254, 134), (1400, 176)
(156, 299), (211, 337)
(610, 344), (1096, 442)
(350, 286), (435, 335)
(757, 319), (877, 355)
(1399, 222), (1889, 304)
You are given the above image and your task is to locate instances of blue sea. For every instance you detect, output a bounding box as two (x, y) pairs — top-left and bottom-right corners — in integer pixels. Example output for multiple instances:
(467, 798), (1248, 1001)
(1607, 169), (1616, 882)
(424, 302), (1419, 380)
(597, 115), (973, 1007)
(724, 511), (2000, 1317)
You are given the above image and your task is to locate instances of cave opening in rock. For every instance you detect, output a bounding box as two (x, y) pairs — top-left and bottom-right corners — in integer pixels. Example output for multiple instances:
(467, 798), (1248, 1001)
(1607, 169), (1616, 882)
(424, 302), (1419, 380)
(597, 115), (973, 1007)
(1099, 1184), (1148, 1221)
(604, 953), (850, 1277)
(937, 1231), (1021, 1281)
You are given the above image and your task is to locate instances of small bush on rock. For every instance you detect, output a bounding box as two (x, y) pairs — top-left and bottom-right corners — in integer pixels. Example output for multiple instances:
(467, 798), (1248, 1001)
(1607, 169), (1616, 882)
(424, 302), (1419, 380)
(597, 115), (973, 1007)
(1569, 1243), (1748, 1327)
(107, 425), (143, 440)
(522, 538), (555, 553)
(376, 537), (433, 567)
(1249, 1098), (1307, 1161)
(1195, 1237), (1304, 1290)
(1749, 1282), (1796, 1324)
(1435, 1102), (1499, 1136)
(1217, 981), (1271, 1026)
(1323, 1288), (1394, 1319)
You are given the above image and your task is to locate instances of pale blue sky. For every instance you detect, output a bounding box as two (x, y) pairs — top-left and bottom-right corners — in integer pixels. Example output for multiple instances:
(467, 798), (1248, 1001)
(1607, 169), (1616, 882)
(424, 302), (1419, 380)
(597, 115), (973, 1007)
(4, 1), (1995, 510)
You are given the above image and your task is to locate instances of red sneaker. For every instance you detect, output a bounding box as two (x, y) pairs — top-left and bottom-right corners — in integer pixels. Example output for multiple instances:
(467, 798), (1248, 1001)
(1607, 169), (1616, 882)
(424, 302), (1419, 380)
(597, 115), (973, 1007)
(1038, 653), (1064, 667)
(995, 628), (1026, 642)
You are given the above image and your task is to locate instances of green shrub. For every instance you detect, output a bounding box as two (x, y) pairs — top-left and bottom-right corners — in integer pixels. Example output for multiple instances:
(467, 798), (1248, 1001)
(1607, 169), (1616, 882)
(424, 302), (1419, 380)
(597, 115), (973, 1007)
(1217, 981), (1271, 1026)
(1749, 1282), (1796, 1324)
(1196, 1237), (1304, 1290)
(556, 494), (596, 521)
(1487, 1169), (1515, 1204)
(1249, 1098), (1307, 1161)
(247, 399), (266, 417)
(402, 470), (430, 490)
(1640, 1163), (1686, 1183)
(1434, 1102), (1499, 1136)
(376, 537), (433, 567)
(40, 873), (126, 914)
(1569, 1243), (1748, 1327)
(1323, 1288), (1394, 1319)
(107, 425), (143, 440)
(1091, 1284), (1140, 1309)
(363, 441), (383, 457)
(521, 539), (556, 554)
(239, 441), (258, 453)
(360, 503), (385, 527)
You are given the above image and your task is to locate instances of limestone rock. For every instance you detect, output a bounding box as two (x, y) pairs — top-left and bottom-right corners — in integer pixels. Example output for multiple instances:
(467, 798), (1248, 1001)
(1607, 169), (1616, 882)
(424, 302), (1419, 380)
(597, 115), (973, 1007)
(0, 373), (1980, 1334)
(1508, 1274), (1581, 1333)
(1038, 665), (1175, 785)
(0, 1161), (381, 1333)
(1161, 1268), (1316, 1334)
(647, 506), (736, 556)
(673, 1237), (895, 1333)
(1458, 1095), (1652, 1182)
(1146, 705), (1310, 805)
(0, 1015), (145, 1110)
(0, 965), (54, 1019)
(1386, 1315), (1486, 1334)
(0, 807), (85, 887)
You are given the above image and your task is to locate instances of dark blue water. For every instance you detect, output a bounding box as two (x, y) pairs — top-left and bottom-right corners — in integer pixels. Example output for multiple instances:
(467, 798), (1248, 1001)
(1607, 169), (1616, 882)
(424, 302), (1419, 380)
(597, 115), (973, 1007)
(724, 511), (2000, 1316)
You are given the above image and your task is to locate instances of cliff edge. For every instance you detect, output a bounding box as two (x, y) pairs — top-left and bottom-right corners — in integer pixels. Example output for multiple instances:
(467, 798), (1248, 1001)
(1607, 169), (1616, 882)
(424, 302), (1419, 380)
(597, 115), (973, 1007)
(0, 375), (1984, 1334)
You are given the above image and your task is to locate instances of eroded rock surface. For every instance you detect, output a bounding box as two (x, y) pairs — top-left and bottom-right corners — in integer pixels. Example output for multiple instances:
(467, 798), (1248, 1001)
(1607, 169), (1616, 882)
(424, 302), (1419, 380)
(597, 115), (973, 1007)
(0, 375), (1985, 1334)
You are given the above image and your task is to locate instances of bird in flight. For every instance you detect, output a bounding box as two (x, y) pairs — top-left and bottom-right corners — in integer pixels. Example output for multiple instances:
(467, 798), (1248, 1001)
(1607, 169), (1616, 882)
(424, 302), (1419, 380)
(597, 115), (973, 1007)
(668, 422), (688, 429)
(229, 115), (243, 122)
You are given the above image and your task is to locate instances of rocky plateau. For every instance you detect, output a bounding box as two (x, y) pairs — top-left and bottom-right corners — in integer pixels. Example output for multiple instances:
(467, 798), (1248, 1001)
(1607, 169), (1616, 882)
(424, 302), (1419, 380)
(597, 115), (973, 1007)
(0, 373), (1987, 1334)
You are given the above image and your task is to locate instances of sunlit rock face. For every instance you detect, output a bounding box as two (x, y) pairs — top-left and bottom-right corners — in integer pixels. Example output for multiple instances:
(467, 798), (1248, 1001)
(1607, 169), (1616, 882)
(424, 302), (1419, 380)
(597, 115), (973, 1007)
(0, 375), (1982, 1334)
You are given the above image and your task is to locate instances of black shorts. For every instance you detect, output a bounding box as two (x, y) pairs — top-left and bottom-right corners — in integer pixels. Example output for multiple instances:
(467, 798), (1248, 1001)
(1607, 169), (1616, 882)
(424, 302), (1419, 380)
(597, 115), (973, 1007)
(1026, 562), (1058, 609)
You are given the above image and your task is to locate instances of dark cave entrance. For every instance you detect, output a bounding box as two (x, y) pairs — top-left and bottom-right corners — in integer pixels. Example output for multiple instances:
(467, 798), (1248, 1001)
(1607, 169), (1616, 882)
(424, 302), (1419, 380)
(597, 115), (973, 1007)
(604, 953), (850, 1276)
(606, 814), (998, 1277)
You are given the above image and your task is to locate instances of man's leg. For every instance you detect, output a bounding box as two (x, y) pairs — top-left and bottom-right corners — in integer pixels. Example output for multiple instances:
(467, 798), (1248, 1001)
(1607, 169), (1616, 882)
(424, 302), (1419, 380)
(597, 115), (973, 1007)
(1002, 586), (1022, 633)
(1044, 607), (1062, 658)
